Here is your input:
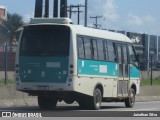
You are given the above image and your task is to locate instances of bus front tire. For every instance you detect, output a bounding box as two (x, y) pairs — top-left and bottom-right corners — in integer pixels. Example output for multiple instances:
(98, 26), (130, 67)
(90, 88), (102, 110)
(125, 88), (135, 108)
(38, 96), (57, 110)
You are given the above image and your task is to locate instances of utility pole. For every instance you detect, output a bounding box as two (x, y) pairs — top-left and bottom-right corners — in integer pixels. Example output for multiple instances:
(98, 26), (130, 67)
(90, 16), (102, 28)
(67, 4), (85, 25)
(85, 0), (88, 27)
(67, 5), (76, 19)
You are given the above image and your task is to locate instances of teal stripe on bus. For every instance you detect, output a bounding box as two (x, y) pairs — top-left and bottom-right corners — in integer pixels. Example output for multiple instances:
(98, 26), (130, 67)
(78, 59), (118, 77)
(130, 66), (140, 78)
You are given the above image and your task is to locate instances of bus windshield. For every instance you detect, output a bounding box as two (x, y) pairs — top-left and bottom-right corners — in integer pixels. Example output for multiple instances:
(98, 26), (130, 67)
(20, 25), (70, 56)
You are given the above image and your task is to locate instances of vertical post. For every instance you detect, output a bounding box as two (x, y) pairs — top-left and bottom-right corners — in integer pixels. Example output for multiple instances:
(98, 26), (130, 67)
(60, 0), (67, 17)
(85, 0), (88, 27)
(150, 54), (153, 86)
(156, 36), (159, 61)
(90, 16), (102, 28)
(69, 5), (72, 18)
(78, 6), (80, 25)
(4, 43), (7, 85)
(44, 0), (49, 18)
(53, 0), (58, 17)
(95, 17), (98, 28)
(34, 0), (43, 18)
(147, 35), (150, 71)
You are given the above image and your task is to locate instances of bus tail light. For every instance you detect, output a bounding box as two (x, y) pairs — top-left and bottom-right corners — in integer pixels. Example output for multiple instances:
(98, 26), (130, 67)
(69, 64), (74, 75)
(15, 64), (19, 74)
(70, 64), (74, 68)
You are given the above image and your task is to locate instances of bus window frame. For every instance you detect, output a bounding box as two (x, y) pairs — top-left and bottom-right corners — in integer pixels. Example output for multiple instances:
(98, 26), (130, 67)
(77, 35), (132, 64)
(128, 44), (139, 69)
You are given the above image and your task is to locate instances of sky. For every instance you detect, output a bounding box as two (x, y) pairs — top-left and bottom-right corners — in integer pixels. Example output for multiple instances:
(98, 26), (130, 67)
(0, 0), (160, 35)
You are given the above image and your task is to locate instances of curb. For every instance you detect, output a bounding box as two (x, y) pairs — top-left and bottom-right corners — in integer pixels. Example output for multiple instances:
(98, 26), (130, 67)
(136, 96), (160, 102)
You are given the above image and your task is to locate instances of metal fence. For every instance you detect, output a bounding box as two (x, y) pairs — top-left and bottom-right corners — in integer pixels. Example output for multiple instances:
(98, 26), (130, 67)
(0, 45), (16, 85)
(140, 59), (160, 71)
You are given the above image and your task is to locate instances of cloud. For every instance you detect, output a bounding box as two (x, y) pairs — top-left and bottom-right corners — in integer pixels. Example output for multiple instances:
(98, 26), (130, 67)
(88, 0), (118, 22)
(128, 13), (155, 26)
(103, 0), (118, 22)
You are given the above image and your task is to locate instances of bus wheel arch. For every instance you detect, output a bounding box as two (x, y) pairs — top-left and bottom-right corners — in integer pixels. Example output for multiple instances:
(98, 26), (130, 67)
(94, 83), (104, 97)
(78, 83), (104, 110)
(131, 84), (137, 95)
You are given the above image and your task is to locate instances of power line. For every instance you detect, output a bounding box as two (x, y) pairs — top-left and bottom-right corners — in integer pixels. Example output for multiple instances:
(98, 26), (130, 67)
(90, 16), (102, 28)
(68, 4), (85, 25)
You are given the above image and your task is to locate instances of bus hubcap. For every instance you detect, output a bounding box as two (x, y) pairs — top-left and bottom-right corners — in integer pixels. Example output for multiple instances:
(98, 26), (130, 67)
(95, 90), (101, 107)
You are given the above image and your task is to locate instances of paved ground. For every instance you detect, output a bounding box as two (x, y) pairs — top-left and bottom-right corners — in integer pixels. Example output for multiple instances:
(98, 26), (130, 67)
(0, 101), (160, 117)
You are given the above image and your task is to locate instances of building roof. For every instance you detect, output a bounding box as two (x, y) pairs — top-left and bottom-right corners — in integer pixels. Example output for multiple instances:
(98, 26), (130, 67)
(0, 5), (6, 18)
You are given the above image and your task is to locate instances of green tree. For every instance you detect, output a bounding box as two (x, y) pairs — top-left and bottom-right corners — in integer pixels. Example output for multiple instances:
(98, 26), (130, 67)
(0, 13), (24, 51)
(0, 17), (8, 46)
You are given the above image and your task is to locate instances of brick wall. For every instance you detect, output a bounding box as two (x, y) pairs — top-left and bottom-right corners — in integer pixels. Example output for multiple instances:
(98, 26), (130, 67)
(0, 52), (16, 71)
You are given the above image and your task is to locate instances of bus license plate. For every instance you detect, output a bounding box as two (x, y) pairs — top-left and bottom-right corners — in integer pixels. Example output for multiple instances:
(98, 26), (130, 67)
(37, 86), (49, 90)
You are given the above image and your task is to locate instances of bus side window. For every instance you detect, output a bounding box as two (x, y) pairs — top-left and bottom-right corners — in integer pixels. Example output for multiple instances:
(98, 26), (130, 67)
(77, 37), (85, 59)
(108, 41), (117, 62)
(97, 40), (105, 61)
(92, 39), (98, 60)
(104, 41), (109, 61)
(117, 44), (122, 64)
(129, 46), (138, 65)
(84, 37), (92, 59)
(123, 45), (128, 64)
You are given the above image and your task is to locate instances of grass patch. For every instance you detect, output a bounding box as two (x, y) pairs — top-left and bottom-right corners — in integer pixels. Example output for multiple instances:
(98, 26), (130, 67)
(0, 80), (15, 86)
(141, 77), (160, 86)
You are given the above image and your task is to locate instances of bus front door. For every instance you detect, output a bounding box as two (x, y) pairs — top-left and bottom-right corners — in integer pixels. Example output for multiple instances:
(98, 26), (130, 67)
(117, 44), (129, 97)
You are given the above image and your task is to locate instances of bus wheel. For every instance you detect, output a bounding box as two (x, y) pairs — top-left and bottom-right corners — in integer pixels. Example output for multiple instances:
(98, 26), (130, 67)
(89, 88), (102, 110)
(38, 96), (57, 110)
(125, 88), (135, 108)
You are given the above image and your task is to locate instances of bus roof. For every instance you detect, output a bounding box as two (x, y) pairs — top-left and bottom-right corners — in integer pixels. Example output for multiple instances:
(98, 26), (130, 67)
(28, 18), (132, 44)
(30, 18), (73, 24)
(72, 25), (132, 43)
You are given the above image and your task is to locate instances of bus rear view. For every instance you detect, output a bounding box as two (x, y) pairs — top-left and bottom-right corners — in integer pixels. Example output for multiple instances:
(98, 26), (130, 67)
(16, 19), (73, 109)
(18, 25), (70, 83)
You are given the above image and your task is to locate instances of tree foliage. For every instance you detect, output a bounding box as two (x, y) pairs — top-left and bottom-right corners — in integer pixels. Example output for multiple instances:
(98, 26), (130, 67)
(0, 12), (24, 47)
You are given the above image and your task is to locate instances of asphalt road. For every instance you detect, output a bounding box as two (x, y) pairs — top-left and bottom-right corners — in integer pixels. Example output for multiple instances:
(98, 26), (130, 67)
(0, 101), (160, 117)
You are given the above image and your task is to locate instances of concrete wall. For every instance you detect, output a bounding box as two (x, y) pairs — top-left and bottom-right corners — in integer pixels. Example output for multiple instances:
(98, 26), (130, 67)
(0, 71), (15, 80)
(0, 85), (160, 107)
(0, 86), (157, 98)
(141, 71), (160, 80)
(0, 85), (34, 99)
(0, 85), (37, 107)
